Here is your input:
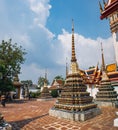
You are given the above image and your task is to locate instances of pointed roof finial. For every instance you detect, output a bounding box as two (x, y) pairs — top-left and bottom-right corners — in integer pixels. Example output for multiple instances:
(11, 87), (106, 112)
(45, 69), (47, 80)
(71, 19), (77, 62)
(101, 42), (106, 72)
(103, 0), (106, 7)
(99, 1), (103, 14)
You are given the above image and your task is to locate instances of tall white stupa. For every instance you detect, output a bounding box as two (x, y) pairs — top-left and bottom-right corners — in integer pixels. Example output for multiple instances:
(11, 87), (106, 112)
(99, 0), (118, 65)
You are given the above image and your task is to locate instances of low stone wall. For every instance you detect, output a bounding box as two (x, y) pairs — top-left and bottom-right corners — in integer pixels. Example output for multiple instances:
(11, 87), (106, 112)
(49, 108), (101, 121)
(49, 109), (75, 121)
(95, 101), (118, 108)
(37, 98), (53, 101)
(79, 108), (101, 121)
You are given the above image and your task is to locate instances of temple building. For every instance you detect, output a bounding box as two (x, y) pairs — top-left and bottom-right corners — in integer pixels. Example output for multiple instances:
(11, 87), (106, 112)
(37, 71), (52, 101)
(49, 21), (101, 121)
(96, 43), (118, 107)
(49, 79), (64, 96)
(100, 0), (118, 93)
(85, 64), (101, 98)
(99, 0), (118, 65)
(85, 0), (118, 97)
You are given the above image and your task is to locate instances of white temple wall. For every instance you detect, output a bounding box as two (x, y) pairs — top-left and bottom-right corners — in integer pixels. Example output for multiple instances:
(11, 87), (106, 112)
(112, 32), (118, 65)
(20, 87), (24, 99)
(113, 86), (118, 94)
(87, 85), (98, 99)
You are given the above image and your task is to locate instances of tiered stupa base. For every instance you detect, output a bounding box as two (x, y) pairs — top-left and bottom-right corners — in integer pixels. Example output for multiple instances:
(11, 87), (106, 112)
(49, 22), (101, 121)
(49, 107), (101, 121)
(96, 77), (118, 108)
(49, 72), (101, 121)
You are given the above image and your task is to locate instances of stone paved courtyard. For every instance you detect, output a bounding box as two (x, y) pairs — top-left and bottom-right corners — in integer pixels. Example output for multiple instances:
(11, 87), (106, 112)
(0, 99), (118, 130)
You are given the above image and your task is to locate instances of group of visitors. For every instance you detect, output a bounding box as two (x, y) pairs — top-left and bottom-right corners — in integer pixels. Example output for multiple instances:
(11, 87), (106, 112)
(0, 92), (32, 107)
(0, 92), (13, 107)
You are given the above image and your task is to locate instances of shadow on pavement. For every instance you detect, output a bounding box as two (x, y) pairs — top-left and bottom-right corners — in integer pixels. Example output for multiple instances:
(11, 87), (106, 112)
(9, 113), (48, 130)
(7, 98), (36, 104)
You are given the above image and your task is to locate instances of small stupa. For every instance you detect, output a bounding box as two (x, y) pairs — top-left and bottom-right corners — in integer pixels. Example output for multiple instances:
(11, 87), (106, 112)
(49, 20), (101, 121)
(37, 71), (52, 101)
(96, 43), (118, 107)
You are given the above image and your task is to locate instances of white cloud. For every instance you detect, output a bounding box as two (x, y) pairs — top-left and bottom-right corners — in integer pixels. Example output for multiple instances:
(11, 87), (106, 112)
(28, 0), (51, 26)
(19, 29), (115, 84)
(57, 29), (115, 70)
(0, 0), (116, 85)
(20, 63), (44, 84)
(37, 23), (55, 39)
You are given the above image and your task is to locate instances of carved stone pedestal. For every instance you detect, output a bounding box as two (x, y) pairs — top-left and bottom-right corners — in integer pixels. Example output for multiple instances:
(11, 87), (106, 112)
(0, 113), (12, 130)
(49, 107), (101, 121)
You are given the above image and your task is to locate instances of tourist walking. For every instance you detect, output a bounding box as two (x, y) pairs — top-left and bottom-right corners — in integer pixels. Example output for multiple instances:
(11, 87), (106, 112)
(1, 95), (6, 107)
(28, 92), (32, 100)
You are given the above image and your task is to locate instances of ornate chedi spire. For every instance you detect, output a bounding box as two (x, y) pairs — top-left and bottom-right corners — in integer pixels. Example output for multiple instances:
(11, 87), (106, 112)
(70, 20), (78, 74)
(44, 69), (47, 87)
(100, 43), (109, 81)
(71, 19), (77, 62)
(49, 21), (101, 121)
(37, 69), (52, 101)
(96, 42), (118, 106)
(101, 43), (106, 72)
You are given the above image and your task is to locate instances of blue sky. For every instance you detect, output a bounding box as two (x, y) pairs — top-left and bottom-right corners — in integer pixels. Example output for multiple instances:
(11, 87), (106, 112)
(47, 0), (111, 39)
(0, 0), (115, 84)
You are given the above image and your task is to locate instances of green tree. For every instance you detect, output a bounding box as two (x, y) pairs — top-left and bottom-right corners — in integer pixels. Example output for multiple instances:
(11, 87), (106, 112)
(0, 39), (26, 93)
(21, 80), (33, 87)
(54, 75), (65, 85)
(51, 89), (58, 98)
(89, 66), (95, 69)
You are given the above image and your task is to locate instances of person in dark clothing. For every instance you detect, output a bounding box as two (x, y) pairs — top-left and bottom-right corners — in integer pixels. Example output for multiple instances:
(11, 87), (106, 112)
(28, 92), (32, 100)
(1, 95), (6, 107)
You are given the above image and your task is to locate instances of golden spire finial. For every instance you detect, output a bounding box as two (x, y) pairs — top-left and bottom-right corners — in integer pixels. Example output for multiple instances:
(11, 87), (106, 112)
(71, 19), (77, 62)
(100, 43), (109, 81)
(44, 69), (47, 87)
(70, 20), (79, 74)
(72, 19), (74, 34)
(45, 69), (47, 80)
(99, 1), (103, 14)
(66, 57), (68, 77)
(101, 43), (106, 72)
